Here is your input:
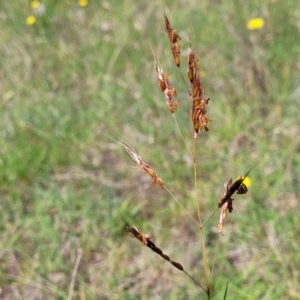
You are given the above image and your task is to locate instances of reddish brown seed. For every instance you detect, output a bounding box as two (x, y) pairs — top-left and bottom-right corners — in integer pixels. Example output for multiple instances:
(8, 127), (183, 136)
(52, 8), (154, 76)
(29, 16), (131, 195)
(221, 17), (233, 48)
(159, 80), (166, 92)
(172, 43), (181, 67)
(171, 261), (184, 271)
(188, 66), (194, 83)
(171, 30), (181, 43)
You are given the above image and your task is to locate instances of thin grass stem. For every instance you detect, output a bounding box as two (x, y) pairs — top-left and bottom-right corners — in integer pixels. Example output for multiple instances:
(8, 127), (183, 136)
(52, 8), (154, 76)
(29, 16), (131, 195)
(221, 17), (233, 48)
(193, 138), (210, 292)
(183, 270), (207, 293)
(210, 233), (221, 282)
(202, 207), (219, 229)
(192, 139), (200, 223)
(179, 68), (190, 95)
(172, 114), (193, 159)
(163, 185), (199, 227)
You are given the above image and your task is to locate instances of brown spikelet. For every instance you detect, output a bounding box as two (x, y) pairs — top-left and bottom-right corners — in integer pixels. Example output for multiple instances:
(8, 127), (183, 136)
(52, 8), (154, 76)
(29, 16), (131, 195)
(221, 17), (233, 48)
(191, 70), (211, 137)
(110, 138), (165, 186)
(163, 9), (181, 67)
(171, 261), (184, 271)
(155, 59), (179, 113)
(187, 47), (199, 84)
(123, 145), (164, 186)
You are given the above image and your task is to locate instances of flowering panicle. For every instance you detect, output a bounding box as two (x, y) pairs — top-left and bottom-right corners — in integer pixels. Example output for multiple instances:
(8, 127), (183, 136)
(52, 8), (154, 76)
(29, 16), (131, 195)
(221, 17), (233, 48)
(188, 46), (211, 137)
(125, 145), (164, 186)
(191, 70), (211, 137)
(155, 63), (179, 113)
(187, 47), (199, 84)
(163, 10), (181, 67)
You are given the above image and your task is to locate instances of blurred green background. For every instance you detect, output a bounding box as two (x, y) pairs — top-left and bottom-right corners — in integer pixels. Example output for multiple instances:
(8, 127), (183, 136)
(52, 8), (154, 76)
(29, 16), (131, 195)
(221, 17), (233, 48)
(0, 0), (300, 299)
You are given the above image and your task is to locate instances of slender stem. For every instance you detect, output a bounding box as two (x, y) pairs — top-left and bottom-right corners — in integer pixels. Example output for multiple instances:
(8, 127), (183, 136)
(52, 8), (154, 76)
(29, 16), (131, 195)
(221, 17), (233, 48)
(200, 226), (210, 292)
(202, 207), (219, 229)
(172, 114), (193, 159)
(179, 68), (190, 95)
(193, 139), (201, 223)
(210, 233), (221, 282)
(183, 270), (207, 293)
(163, 185), (199, 227)
(193, 138), (210, 291)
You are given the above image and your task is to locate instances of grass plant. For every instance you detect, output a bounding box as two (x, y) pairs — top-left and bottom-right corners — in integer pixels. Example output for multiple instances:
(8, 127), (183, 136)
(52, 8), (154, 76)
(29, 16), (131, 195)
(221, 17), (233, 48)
(0, 0), (300, 299)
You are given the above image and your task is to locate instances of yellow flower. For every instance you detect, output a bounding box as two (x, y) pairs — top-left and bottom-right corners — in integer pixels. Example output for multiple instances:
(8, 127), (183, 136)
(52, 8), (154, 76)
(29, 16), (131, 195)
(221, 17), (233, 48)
(247, 18), (265, 30)
(242, 176), (251, 187)
(31, 1), (40, 9)
(26, 15), (36, 25)
(78, 0), (88, 7)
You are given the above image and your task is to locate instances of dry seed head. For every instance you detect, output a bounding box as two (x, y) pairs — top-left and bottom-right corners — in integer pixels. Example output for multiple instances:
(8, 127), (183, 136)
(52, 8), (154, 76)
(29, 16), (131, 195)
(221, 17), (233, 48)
(125, 147), (142, 166)
(171, 30), (181, 43)
(172, 42), (181, 67)
(171, 261), (184, 271)
(156, 64), (164, 77)
(188, 66), (194, 84)
(191, 69), (211, 135)
(128, 226), (151, 245)
(167, 100), (179, 114)
(155, 63), (179, 114)
(164, 10), (172, 34)
(188, 47), (198, 66)
(139, 161), (165, 186)
(187, 47), (199, 83)
(163, 10), (181, 67)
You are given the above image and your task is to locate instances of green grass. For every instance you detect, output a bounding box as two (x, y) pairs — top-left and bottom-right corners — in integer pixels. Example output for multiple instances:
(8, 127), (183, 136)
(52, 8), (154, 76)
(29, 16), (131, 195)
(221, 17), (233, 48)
(0, 0), (300, 299)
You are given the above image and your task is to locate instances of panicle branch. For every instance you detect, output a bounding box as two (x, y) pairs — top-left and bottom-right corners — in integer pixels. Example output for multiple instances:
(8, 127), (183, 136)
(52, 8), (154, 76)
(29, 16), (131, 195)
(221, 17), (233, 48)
(118, 210), (206, 292)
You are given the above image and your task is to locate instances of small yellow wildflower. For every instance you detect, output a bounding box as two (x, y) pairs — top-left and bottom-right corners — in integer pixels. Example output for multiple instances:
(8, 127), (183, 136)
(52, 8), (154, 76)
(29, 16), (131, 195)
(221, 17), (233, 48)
(78, 0), (88, 7)
(247, 18), (265, 30)
(26, 15), (36, 25)
(31, 0), (40, 9)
